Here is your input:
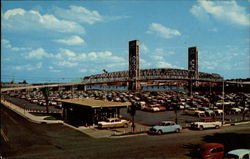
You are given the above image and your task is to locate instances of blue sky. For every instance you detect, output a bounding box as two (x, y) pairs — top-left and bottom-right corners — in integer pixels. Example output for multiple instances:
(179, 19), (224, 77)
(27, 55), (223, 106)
(1, 0), (250, 83)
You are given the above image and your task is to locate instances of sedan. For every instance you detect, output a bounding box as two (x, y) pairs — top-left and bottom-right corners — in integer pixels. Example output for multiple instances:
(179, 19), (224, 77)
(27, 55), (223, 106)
(148, 121), (182, 135)
(225, 149), (250, 159)
(197, 143), (224, 159)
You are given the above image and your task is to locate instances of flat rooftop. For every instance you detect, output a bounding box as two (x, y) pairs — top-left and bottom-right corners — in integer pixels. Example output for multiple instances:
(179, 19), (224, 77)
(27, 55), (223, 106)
(60, 98), (131, 108)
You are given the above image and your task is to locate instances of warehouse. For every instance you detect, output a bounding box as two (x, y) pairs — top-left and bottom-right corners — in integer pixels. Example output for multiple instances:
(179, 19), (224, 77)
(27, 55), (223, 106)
(60, 98), (131, 127)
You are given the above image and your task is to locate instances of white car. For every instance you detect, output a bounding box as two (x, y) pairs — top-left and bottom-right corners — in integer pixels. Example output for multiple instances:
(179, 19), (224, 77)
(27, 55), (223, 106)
(214, 109), (224, 115)
(143, 105), (160, 112)
(231, 107), (241, 113)
(225, 149), (250, 159)
(97, 118), (130, 129)
(190, 118), (222, 130)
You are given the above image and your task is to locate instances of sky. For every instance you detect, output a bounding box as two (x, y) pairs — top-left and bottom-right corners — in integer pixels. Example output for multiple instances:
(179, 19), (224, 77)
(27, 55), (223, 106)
(1, 0), (250, 83)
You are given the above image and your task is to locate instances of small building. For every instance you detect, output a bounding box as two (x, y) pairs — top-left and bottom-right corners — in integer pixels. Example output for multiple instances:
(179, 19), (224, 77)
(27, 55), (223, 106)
(60, 98), (131, 127)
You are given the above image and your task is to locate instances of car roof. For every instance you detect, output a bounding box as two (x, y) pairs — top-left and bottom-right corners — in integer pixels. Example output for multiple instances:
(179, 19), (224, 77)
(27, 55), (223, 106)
(227, 149), (250, 156)
(201, 143), (224, 149)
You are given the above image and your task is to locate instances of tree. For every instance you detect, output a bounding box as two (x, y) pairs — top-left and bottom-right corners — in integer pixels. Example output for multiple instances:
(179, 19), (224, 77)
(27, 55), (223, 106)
(172, 96), (180, 124)
(210, 93), (219, 109)
(240, 94), (247, 121)
(127, 103), (137, 132)
(42, 87), (50, 114)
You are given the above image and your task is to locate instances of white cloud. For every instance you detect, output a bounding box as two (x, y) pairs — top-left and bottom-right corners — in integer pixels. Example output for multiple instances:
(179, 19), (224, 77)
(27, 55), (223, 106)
(106, 62), (127, 69)
(153, 55), (164, 61)
(190, 2), (210, 22)
(3, 8), (85, 34)
(13, 62), (43, 71)
(140, 43), (149, 54)
(2, 39), (31, 51)
(2, 39), (12, 48)
(199, 47), (249, 72)
(57, 61), (78, 67)
(157, 61), (174, 68)
(147, 23), (181, 39)
(54, 5), (103, 24)
(191, 0), (250, 27)
(55, 36), (85, 45)
(140, 58), (151, 68)
(59, 49), (76, 57)
(48, 66), (61, 72)
(79, 69), (87, 73)
(24, 48), (50, 59)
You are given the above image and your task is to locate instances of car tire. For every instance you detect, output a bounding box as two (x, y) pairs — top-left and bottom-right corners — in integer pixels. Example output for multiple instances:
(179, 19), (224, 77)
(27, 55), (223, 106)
(215, 125), (220, 129)
(157, 130), (163, 135)
(124, 123), (128, 128)
(199, 126), (204, 131)
(176, 128), (181, 133)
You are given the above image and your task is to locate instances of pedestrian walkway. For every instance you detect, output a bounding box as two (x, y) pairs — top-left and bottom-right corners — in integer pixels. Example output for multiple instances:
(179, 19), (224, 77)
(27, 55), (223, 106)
(1, 99), (63, 124)
(78, 123), (150, 138)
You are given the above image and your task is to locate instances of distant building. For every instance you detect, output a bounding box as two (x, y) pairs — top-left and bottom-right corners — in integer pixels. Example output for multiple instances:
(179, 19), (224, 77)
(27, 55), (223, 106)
(60, 98), (131, 127)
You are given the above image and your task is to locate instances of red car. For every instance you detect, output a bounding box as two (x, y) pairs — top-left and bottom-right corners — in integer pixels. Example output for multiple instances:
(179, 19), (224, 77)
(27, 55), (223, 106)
(198, 143), (224, 159)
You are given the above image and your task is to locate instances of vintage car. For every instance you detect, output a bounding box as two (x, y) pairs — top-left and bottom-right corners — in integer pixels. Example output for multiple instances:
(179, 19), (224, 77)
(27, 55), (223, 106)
(225, 149), (250, 159)
(213, 109), (224, 115)
(185, 108), (205, 117)
(143, 105), (161, 112)
(231, 107), (241, 113)
(197, 143), (224, 159)
(148, 121), (182, 135)
(97, 118), (130, 129)
(198, 107), (215, 117)
(190, 118), (222, 130)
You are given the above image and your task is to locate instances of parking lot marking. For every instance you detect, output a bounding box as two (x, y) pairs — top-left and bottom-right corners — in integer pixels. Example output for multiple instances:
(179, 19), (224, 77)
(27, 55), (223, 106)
(1, 129), (9, 143)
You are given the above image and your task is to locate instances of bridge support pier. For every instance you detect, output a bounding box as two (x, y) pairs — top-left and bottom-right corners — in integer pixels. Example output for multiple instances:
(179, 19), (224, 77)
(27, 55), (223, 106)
(188, 80), (193, 97)
(128, 81), (140, 91)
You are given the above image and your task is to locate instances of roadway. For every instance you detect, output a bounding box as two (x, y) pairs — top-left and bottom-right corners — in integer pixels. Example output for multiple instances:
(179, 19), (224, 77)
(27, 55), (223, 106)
(1, 103), (250, 159)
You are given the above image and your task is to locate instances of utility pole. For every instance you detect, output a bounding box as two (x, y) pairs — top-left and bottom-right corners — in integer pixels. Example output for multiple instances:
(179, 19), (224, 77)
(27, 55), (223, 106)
(222, 80), (225, 124)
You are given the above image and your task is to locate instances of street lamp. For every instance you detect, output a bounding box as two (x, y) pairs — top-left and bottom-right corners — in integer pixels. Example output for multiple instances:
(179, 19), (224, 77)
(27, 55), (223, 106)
(222, 80), (225, 124)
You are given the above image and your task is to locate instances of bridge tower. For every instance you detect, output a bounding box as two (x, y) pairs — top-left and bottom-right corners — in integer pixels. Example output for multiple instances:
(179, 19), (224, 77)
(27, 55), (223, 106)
(128, 40), (140, 91)
(188, 46), (198, 95)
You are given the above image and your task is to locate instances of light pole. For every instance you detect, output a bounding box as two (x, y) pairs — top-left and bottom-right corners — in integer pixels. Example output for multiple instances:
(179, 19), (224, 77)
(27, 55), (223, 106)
(222, 80), (225, 124)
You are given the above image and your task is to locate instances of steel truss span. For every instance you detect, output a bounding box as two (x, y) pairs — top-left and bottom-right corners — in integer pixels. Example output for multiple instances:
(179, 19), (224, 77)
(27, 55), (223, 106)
(83, 68), (223, 83)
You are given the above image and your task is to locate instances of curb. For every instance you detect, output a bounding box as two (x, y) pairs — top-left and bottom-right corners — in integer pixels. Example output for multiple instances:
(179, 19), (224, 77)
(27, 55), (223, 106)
(223, 121), (250, 127)
(110, 133), (147, 138)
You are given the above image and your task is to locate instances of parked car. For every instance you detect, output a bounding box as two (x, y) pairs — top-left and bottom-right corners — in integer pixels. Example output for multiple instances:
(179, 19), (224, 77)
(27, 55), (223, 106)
(143, 105), (160, 112)
(199, 107), (215, 117)
(231, 107), (241, 113)
(190, 118), (222, 130)
(225, 149), (250, 159)
(197, 143), (224, 159)
(213, 109), (224, 115)
(148, 121), (182, 135)
(97, 118), (130, 129)
(184, 107), (205, 117)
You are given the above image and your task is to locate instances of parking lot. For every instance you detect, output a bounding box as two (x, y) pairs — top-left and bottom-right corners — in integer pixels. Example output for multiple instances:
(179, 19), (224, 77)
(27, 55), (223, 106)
(2, 90), (250, 130)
